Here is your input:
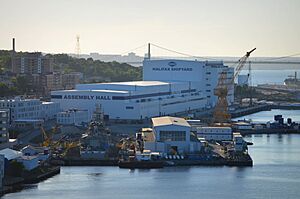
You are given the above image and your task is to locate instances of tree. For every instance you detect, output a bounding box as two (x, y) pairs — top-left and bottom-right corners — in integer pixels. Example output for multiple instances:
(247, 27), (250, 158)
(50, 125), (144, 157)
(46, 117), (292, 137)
(0, 83), (10, 97)
(15, 76), (31, 94)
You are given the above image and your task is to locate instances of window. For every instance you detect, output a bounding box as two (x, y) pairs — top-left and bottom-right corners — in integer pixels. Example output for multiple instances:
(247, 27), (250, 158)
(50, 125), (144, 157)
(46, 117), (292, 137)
(126, 106), (134, 110)
(159, 131), (186, 141)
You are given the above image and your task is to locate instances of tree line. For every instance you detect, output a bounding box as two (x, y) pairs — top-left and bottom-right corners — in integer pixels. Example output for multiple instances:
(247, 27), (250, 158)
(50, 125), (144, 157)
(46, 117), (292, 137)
(0, 50), (142, 97)
(48, 53), (142, 82)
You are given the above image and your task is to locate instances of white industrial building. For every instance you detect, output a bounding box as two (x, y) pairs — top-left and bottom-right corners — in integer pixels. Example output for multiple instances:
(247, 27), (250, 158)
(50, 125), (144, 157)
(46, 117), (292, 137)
(0, 97), (60, 122)
(233, 132), (246, 152)
(141, 116), (202, 154)
(41, 102), (60, 120)
(0, 97), (41, 121)
(197, 127), (233, 141)
(51, 59), (234, 120)
(57, 109), (89, 126)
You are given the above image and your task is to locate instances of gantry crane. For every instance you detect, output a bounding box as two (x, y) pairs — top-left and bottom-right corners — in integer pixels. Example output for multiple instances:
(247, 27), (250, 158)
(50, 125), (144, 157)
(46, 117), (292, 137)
(213, 48), (256, 123)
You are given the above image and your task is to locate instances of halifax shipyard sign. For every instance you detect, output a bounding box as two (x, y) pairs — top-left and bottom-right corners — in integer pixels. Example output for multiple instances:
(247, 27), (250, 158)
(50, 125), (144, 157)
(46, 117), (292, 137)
(152, 61), (193, 72)
(64, 95), (111, 100)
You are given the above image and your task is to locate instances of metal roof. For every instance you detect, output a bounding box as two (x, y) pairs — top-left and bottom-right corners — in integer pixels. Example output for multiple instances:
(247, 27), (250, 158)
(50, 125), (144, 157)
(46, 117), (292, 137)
(152, 116), (190, 127)
(0, 148), (22, 160)
(103, 81), (170, 86)
(52, 89), (129, 94)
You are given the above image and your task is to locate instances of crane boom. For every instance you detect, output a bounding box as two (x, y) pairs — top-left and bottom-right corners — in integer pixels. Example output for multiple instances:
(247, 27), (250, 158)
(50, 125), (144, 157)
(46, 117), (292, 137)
(213, 48), (256, 123)
(232, 48), (256, 84)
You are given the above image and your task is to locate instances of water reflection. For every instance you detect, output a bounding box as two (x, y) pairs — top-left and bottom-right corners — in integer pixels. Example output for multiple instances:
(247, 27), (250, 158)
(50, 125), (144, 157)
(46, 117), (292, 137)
(21, 184), (38, 190)
(87, 172), (102, 176)
(277, 134), (283, 142)
(287, 134), (292, 144)
(157, 166), (192, 173)
(234, 109), (300, 123)
(3, 134), (300, 199)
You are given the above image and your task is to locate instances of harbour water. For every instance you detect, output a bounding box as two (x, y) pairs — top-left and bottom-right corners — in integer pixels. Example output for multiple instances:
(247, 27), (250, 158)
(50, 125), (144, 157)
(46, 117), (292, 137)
(234, 109), (300, 123)
(3, 134), (300, 199)
(3, 110), (300, 199)
(239, 69), (300, 86)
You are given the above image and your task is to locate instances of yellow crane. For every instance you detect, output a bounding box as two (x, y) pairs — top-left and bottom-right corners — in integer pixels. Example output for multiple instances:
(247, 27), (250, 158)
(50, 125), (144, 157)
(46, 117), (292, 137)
(40, 126), (51, 147)
(213, 48), (256, 124)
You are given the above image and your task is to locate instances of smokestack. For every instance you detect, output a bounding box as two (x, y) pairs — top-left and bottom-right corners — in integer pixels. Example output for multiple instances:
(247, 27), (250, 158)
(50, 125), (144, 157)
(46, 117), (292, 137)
(148, 43), (151, 59)
(11, 38), (15, 72)
(12, 38), (15, 52)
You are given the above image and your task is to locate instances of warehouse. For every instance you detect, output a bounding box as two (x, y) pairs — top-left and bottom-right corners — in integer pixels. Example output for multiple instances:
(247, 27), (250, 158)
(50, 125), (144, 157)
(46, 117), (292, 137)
(51, 59), (234, 120)
(141, 116), (202, 154)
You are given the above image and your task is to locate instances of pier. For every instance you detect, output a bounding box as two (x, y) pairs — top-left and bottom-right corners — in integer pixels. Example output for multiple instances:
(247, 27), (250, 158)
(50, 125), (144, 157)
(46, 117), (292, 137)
(231, 103), (300, 119)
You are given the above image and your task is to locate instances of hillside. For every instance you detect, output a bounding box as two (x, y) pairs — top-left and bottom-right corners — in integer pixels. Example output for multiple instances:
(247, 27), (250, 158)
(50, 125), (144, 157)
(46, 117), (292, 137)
(0, 50), (142, 82)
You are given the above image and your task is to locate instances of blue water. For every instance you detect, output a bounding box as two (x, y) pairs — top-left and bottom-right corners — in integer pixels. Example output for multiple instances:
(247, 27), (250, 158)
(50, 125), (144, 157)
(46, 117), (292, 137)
(3, 110), (300, 199)
(3, 135), (300, 199)
(234, 109), (300, 123)
(239, 69), (300, 86)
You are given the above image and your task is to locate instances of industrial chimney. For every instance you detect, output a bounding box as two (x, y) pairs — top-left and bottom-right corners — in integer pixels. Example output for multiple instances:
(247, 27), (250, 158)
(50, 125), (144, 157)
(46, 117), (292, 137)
(12, 38), (15, 52)
(11, 38), (15, 72)
(148, 43), (151, 59)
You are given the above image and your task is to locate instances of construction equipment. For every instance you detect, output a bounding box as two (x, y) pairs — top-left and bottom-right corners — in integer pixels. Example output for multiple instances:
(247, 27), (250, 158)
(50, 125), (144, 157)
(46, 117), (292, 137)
(61, 140), (81, 157)
(213, 48), (256, 123)
(40, 126), (51, 147)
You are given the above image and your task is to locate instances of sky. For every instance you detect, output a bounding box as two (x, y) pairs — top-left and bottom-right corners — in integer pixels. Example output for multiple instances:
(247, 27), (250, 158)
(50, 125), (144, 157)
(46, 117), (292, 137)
(0, 0), (300, 57)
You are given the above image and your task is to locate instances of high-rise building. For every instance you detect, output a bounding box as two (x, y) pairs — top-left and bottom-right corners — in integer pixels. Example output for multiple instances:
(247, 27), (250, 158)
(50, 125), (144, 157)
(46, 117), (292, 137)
(12, 52), (53, 75)
(62, 72), (83, 90)
(43, 72), (63, 92)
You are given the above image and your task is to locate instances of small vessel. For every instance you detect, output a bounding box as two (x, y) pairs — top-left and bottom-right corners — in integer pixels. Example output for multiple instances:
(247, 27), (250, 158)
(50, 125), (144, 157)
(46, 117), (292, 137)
(119, 151), (164, 169)
(226, 153), (253, 167)
(284, 71), (300, 87)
